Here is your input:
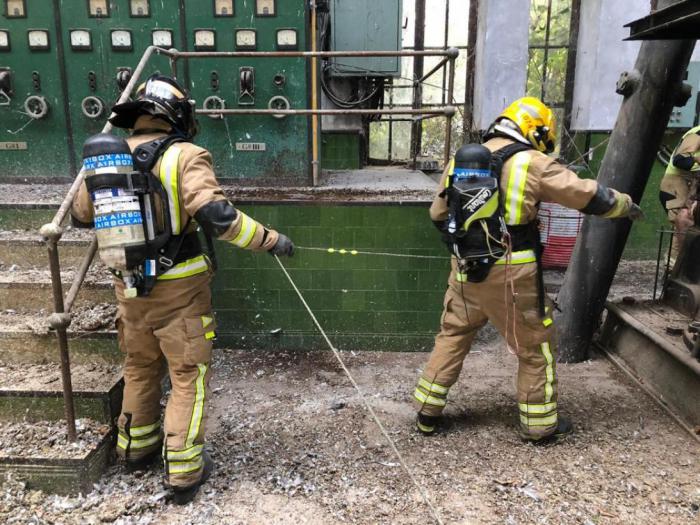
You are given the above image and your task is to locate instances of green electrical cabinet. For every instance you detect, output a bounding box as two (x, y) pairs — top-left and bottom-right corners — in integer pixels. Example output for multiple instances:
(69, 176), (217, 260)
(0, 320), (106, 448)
(182, 0), (311, 183)
(330, 0), (402, 77)
(59, 0), (181, 166)
(0, 0), (73, 179)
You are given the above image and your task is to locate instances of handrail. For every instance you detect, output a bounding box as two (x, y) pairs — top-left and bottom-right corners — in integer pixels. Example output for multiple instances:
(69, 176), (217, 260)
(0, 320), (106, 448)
(39, 44), (460, 441)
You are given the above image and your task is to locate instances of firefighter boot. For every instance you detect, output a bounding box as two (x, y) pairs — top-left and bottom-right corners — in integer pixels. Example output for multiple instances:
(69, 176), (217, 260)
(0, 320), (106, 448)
(172, 451), (214, 505)
(416, 413), (441, 436)
(521, 416), (573, 445)
(125, 447), (162, 474)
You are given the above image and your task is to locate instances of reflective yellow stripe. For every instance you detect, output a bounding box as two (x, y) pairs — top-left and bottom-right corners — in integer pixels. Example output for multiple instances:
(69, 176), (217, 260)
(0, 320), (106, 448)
(519, 402), (557, 415)
(520, 413), (557, 427)
(445, 158), (455, 188)
(128, 421), (160, 437)
(117, 433), (161, 450)
(157, 255), (208, 281)
(205, 331), (216, 340)
(504, 152), (531, 225)
(413, 388), (446, 407)
(159, 145), (182, 234)
(456, 272), (468, 283)
(541, 342), (555, 403)
(201, 316), (213, 328)
(417, 421), (435, 433)
(543, 317), (553, 327)
(418, 377), (449, 395)
(494, 249), (537, 265)
(168, 456), (203, 475)
(231, 212), (258, 248)
(167, 444), (204, 461)
(185, 363), (207, 449)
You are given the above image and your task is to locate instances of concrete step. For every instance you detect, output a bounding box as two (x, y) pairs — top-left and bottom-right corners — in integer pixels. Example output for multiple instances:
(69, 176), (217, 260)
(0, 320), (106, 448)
(0, 363), (123, 424)
(0, 269), (113, 311)
(0, 231), (92, 269)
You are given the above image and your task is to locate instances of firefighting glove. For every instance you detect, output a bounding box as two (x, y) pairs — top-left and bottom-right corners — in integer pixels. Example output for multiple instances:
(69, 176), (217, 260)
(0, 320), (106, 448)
(628, 203), (645, 221)
(270, 234), (295, 257)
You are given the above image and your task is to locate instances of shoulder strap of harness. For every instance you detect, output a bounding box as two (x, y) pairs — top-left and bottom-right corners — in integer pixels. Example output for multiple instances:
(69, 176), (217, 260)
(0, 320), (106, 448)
(489, 142), (533, 178)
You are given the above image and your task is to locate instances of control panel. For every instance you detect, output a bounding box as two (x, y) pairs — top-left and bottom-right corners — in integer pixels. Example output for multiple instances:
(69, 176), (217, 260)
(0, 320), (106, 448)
(1, 0), (310, 182)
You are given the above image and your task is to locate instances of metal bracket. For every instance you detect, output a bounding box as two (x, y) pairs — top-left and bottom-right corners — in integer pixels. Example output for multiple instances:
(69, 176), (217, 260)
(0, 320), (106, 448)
(616, 70), (641, 97)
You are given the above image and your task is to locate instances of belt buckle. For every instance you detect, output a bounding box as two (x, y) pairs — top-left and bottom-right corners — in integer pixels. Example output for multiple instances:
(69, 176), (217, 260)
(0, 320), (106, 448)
(158, 256), (174, 268)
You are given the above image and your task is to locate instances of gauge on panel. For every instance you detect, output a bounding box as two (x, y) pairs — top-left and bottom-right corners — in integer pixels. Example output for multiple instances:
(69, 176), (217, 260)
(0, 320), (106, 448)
(0, 30), (10, 51)
(255, 0), (275, 16)
(6, 0), (26, 17)
(69, 29), (92, 51)
(214, 0), (233, 16)
(27, 30), (49, 51)
(152, 29), (173, 48)
(130, 0), (150, 17)
(88, 0), (109, 17)
(235, 29), (256, 51)
(111, 29), (133, 51)
(194, 29), (215, 51)
(276, 29), (297, 50)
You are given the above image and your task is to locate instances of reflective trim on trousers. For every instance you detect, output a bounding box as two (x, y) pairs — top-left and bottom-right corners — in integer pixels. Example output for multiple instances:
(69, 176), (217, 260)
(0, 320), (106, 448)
(117, 432), (161, 450)
(168, 456), (204, 475)
(494, 249), (537, 265)
(418, 377), (449, 395)
(518, 402), (557, 415)
(541, 342), (555, 403)
(414, 388), (447, 407)
(185, 363), (208, 449)
(167, 444), (204, 462)
(159, 145), (183, 234)
(157, 255), (209, 281)
(231, 212), (258, 248)
(504, 151), (531, 225)
(520, 413), (557, 427)
(127, 421), (160, 437)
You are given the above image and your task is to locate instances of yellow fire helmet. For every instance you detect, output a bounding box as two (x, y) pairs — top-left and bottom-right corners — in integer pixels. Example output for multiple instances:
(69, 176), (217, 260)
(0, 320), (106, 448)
(498, 97), (557, 153)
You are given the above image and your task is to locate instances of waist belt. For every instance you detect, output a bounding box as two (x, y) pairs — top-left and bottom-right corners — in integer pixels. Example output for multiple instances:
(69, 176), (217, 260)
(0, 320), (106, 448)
(173, 232), (203, 265)
(506, 224), (537, 251)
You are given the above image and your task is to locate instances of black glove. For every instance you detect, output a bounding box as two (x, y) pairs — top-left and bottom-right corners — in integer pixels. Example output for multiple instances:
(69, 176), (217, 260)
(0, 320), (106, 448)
(269, 233), (295, 257)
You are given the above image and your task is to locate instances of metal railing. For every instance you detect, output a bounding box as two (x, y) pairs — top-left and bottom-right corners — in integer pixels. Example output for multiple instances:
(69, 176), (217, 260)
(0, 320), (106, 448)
(40, 45), (459, 440)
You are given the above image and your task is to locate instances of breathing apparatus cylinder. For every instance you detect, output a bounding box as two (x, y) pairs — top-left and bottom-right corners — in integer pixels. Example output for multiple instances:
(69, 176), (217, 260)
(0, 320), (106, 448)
(82, 134), (149, 298)
(447, 144), (495, 235)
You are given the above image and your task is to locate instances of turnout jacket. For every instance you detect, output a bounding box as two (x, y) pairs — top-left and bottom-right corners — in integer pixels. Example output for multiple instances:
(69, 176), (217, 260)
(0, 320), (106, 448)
(71, 116), (279, 280)
(431, 137), (631, 260)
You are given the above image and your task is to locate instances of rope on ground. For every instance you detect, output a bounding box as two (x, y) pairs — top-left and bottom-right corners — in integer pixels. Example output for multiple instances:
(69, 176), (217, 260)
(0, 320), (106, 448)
(273, 255), (446, 525)
(296, 246), (449, 260)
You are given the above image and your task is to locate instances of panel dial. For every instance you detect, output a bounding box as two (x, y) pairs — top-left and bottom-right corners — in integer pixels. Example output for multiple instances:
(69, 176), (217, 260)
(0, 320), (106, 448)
(70, 29), (92, 51)
(27, 30), (49, 50)
(255, 0), (275, 16)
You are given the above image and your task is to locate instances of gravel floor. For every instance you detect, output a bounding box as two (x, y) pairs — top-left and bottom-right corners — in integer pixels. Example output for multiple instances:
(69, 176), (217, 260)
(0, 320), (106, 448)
(1, 345), (697, 525)
(0, 419), (110, 459)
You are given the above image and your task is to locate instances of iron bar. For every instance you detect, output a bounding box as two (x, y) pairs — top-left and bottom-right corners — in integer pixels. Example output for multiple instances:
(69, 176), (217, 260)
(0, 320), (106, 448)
(64, 237), (98, 313)
(441, 0), (450, 106)
(47, 240), (77, 441)
(311, 0), (320, 186)
(464, 0), (479, 143)
(197, 108), (454, 116)
(541, 0), (554, 101)
(561, 0), (581, 160)
(164, 49), (456, 59)
(417, 57), (449, 86)
(444, 54), (457, 166)
(410, 0), (427, 169)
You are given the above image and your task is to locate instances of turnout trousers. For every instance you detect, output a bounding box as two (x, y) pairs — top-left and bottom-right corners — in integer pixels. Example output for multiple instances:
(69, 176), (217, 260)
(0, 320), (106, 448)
(114, 269), (216, 488)
(414, 260), (559, 439)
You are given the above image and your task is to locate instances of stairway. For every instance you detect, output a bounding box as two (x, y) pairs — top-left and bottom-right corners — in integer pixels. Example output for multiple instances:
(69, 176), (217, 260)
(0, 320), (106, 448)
(0, 196), (123, 494)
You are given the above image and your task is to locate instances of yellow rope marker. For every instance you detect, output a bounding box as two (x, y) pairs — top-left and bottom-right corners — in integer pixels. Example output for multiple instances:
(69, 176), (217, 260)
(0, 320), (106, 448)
(351, 250), (358, 255)
(298, 246), (448, 260)
(327, 248), (335, 253)
(339, 249), (347, 254)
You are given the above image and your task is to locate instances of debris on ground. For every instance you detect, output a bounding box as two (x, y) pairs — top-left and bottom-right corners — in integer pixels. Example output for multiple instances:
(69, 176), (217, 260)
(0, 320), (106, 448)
(0, 346), (697, 524)
(0, 419), (110, 459)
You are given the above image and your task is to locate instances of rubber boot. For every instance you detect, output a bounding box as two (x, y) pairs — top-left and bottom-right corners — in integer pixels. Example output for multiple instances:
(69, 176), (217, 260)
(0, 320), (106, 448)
(125, 447), (161, 474)
(416, 413), (440, 436)
(172, 451), (214, 505)
(521, 416), (573, 445)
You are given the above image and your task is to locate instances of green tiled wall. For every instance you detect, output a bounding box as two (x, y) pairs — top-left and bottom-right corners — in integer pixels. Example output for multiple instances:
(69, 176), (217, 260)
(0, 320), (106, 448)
(211, 205), (449, 351)
(321, 133), (362, 170)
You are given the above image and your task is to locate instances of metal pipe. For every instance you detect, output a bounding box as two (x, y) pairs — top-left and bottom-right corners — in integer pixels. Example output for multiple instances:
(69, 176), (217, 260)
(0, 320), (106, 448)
(47, 45), (161, 230)
(64, 237), (98, 313)
(167, 49), (455, 59)
(410, 0), (427, 168)
(444, 53), (457, 166)
(47, 240), (77, 442)
(310, 1), (320, 187)
(417, 57), (449, 85)
(197, 108), (454, 116)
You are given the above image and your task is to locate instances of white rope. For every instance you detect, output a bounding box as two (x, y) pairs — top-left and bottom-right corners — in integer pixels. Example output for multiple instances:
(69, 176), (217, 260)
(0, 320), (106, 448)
(297, 246), (449, 260)
(273, 255), (445, 525)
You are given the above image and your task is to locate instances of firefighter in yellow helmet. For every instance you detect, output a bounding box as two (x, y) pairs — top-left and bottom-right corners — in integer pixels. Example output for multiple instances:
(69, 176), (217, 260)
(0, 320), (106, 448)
(71, 75), (294, 503)
(413, 97), (643, 443)
(659, 126), (700, 262)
